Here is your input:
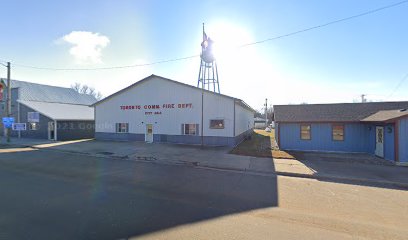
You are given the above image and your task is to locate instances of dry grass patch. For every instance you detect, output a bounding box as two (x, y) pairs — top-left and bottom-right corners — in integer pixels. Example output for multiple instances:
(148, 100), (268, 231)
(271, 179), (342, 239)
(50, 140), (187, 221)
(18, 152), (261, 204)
(230, 129), (295, 159)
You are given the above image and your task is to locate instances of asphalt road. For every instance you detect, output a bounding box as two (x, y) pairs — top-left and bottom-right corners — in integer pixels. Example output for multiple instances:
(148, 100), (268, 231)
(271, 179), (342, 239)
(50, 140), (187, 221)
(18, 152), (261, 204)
(0, 147), (407, 240)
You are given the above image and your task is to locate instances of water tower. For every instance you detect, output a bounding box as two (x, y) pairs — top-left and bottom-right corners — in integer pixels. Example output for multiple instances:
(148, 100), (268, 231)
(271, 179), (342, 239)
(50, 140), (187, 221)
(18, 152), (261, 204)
(197, 24), (220, 93)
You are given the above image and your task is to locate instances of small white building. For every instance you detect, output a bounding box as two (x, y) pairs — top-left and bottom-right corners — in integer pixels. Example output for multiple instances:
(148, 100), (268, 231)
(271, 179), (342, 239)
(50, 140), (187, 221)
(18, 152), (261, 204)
(93, 75), (255, 146)
(254, 117), (267, 129)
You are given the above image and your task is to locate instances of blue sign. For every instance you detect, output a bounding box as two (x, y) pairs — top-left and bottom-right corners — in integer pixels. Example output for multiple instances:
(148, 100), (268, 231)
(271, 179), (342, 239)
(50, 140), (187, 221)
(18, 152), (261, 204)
(2, 117), (15, 128)
(12, 123), (26, 131)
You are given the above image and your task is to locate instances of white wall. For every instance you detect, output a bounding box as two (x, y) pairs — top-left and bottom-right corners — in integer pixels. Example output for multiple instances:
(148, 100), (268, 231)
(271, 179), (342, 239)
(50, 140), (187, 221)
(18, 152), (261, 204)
(234, 103), (254, 136)
(203, 91), (234, 137)
(254, 122), (267, 129)
(95, 76), (236, 137)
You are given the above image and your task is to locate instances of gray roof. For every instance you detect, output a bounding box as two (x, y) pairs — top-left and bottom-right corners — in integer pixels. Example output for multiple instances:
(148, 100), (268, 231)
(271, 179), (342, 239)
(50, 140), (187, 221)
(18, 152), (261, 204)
(274, 102), (408, 122)
(361, 109), (408, 122)
(18, 100), (94, 121)
(92, 74), (256, 113)
(1, 79), (97, 105)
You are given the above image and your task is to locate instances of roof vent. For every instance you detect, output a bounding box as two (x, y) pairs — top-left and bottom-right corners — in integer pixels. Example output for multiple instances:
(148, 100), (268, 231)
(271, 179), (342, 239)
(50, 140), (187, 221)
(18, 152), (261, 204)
(400, 109), (407, 112)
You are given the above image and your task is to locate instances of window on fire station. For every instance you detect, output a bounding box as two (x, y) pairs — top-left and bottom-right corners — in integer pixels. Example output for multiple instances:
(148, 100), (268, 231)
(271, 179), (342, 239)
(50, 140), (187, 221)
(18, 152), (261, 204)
(210, 119), (224, 129)
(116, 123), (129, 133)
(181, 124), (199, 135)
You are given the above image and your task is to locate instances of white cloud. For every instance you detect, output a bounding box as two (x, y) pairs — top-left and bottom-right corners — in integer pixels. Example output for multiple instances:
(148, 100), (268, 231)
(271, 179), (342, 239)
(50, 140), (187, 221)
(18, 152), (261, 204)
(60, 31), (110, 64)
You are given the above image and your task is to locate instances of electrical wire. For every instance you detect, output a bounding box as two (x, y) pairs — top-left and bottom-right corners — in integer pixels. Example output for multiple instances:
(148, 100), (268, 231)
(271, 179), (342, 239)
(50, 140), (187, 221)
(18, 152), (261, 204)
(3, 0), (408, 71)
(12, 55), (199, 71)
(386, 72), (408, 99)
(238, 0), (408, 48)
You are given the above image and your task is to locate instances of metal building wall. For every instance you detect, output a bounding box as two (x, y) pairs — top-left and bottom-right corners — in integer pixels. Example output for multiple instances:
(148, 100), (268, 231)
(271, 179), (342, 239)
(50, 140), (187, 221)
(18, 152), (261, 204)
(95, 76), (252, 145)
(278, 122), (397, 161)
(10, 103), (51, 139)
(0, 88), (19, 136)
(202, 91), (234, 137)
(384, 124), (395, 161)
(56, 121), (95, 141)
(96, 77), (203, 135)
(278, 123), (372, 153)
(399, 117), (408, 162)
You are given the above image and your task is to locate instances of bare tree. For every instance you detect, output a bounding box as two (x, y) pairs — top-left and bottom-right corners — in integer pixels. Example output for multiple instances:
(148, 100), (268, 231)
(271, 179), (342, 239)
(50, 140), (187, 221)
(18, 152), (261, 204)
(71, 83), (103, 100)
(71, 83), (81, 92)
(255, 107), (274, 122)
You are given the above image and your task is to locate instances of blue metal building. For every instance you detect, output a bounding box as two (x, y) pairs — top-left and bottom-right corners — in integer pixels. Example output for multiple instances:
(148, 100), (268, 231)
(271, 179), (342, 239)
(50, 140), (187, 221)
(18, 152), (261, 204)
(274, 102), (408, 163)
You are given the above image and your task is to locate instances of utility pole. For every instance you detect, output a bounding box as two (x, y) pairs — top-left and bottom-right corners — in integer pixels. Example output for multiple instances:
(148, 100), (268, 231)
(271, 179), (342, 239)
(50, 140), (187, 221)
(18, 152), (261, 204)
(361, 94), (366, 103)
(264, 98), (268, 127)
(5, 62), (11, 142)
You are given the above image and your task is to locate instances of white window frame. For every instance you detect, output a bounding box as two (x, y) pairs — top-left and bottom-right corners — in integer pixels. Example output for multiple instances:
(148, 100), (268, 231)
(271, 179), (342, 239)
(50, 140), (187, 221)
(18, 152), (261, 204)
(181, 124), (199, 135)
(116, 123), (129, 133)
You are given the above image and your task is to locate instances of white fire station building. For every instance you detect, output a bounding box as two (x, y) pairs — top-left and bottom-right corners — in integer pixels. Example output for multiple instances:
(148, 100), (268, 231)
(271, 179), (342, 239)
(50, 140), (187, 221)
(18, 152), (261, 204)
(93, 75), (255, 146)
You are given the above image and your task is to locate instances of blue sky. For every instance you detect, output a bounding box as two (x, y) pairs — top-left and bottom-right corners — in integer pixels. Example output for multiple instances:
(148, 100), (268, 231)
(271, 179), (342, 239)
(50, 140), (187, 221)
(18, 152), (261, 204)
(0, 0), (407, 110)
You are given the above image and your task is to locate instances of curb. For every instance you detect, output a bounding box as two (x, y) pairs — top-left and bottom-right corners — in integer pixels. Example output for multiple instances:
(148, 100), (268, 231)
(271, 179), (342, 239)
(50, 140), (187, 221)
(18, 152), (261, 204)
(2, 142), (408, 190)
(192, 164), (408, 190)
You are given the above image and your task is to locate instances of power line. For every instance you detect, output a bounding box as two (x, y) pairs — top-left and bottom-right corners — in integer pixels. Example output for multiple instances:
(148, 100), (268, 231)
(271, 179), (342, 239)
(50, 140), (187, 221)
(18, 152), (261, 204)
(387, 72), (408, 99)
(11, 55), (200, 71)
(239, 0), (408, 48)
(4, 0), (408, 71)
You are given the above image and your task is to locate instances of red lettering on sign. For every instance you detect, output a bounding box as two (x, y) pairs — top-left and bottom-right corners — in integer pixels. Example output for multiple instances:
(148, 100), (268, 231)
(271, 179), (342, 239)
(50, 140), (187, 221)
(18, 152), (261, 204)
(121, 103), (192, 110)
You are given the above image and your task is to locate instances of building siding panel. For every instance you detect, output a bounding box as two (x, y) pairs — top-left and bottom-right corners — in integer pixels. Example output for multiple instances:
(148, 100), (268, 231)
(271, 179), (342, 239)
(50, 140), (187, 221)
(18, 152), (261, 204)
(234, 103), (254, 137)
(279, 123), (373, 153)
(95, 76), (254, 146)
(399, 117), (408, 162)
(10, 104), (51, 139)
(56, 121), (95, 141)
(95, 132), (238, 146)
(384, 124), (395, 161)
(95, 77), (204, 136)
(203, 91), (234, 137)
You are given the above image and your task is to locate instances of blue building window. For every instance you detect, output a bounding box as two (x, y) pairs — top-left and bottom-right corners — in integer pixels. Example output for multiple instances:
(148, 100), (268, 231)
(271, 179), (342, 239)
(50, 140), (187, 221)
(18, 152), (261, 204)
(332, 124), (344, 141)
(300, 124), (311, 140)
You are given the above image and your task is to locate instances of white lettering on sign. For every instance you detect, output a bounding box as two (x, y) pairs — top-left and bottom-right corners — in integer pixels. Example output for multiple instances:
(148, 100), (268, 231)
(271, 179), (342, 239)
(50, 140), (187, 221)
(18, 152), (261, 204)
(12, 123), (27, 131)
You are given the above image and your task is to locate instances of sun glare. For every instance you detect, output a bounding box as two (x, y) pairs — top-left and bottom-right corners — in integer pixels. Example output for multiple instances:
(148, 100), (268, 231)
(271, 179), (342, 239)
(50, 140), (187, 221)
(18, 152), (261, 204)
(208, 21), (254, 61)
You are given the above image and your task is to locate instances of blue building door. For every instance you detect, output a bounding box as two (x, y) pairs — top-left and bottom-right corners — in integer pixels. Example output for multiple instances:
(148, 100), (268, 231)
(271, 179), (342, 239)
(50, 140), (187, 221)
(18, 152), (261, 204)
(375, 126), (384, 158)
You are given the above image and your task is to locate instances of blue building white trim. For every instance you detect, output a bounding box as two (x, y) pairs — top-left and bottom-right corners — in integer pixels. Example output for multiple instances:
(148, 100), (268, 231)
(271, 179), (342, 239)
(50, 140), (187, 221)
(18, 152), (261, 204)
(274, 102), (408, 163)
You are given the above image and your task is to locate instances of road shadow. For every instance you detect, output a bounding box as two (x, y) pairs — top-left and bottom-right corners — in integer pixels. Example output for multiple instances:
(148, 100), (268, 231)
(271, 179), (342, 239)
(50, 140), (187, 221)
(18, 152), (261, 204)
(0, 140), (278, 240)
